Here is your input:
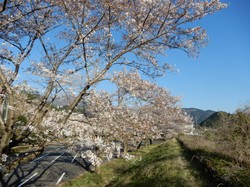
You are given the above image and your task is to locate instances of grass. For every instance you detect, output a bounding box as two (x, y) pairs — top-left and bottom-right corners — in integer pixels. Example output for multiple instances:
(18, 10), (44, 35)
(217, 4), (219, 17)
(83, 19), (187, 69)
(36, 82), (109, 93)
(61, 139), (210, 187)
(178, 135), (250, 187)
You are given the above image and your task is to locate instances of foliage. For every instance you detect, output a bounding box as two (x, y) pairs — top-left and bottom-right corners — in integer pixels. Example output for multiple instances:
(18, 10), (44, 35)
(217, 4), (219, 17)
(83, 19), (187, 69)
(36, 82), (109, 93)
(26, 93), (40, 102)
(199, 111), (250, 165)
(180, 108), (250, 186)
(15, 115), (28, 126)
(199, 111), (231, 128)
(178, 135), (250, 186)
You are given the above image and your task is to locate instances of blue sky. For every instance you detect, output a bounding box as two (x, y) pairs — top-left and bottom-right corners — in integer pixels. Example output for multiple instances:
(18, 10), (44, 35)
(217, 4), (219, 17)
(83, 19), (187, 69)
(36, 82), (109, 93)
(156, 0), (250, 113)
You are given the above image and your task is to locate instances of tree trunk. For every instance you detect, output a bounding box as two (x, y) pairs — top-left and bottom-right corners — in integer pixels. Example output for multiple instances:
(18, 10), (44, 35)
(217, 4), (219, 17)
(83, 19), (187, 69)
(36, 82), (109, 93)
(149, 139), (153, 145)
(123, 142), (128, 154)
(136, 140), (143, 150)
(145, 139), (148, 147)
(115, 142), (121, 158)
(95, 165), (101, 174)
(0, 131), (12, 155)
(0, 95), (14, 155)
(61, 84), (90, 124)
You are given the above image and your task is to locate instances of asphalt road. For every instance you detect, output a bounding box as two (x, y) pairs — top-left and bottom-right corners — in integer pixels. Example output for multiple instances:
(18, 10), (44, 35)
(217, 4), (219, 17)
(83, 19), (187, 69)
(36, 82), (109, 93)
(1, 145), (88, 187)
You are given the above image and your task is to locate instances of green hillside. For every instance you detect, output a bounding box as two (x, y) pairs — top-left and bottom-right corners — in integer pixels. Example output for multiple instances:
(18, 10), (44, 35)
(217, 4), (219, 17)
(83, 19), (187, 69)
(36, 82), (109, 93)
(199, 111), (232, 128)
(183, 108), (215, 125)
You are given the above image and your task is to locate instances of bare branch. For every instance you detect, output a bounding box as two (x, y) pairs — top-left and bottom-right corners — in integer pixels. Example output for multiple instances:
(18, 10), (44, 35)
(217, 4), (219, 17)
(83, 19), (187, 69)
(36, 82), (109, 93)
(0, 0), (8, 13)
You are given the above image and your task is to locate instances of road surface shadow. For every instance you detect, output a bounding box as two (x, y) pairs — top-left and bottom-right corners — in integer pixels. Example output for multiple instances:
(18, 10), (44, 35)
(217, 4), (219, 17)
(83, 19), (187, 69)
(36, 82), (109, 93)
(1, 148), (90, 187)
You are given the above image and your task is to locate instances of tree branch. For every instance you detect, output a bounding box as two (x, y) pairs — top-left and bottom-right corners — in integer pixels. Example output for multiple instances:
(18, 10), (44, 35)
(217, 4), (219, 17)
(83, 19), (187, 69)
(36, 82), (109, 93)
(0, 0), (8, 13)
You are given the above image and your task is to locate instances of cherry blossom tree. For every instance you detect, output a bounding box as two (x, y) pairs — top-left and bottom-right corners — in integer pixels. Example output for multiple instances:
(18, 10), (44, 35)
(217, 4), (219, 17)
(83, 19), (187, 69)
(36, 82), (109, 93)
(0, 0), (227, 160)
(110, 70), (194, 146)
(41, 70), (193, 172)
(0, 0), (60, 157)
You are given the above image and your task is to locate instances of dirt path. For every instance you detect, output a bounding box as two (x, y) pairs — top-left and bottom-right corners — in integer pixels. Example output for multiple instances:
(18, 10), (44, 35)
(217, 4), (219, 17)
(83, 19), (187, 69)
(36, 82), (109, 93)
(150, 139), (209, 187)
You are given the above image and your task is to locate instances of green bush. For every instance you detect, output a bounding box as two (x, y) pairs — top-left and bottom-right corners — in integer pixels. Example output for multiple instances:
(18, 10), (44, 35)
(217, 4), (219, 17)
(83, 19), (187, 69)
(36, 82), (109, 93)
(15, 115), (28, 126)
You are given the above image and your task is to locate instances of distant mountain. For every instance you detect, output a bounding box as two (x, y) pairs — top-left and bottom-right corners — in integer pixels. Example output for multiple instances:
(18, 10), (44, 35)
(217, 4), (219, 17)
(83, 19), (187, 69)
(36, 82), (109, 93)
(183, 108), (215, 126)
(199, 111), (232, 128)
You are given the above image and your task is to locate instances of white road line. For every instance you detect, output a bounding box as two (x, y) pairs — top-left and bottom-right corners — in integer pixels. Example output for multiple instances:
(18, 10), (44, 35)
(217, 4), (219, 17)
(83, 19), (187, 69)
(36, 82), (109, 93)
(4, 173), (9, 177)
(56, 172), (65, 185)
(32, 153), (50, 162)
(17, 172), (38, 187)
(71, 154), (77, 163)
(51, 152), (64, 163)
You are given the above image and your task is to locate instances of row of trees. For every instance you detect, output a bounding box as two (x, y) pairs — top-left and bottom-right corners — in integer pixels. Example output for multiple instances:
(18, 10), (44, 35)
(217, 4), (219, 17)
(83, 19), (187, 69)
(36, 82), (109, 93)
(40, 70), (194, 171)
(0, 0), (227, 173)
